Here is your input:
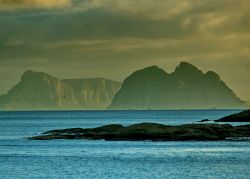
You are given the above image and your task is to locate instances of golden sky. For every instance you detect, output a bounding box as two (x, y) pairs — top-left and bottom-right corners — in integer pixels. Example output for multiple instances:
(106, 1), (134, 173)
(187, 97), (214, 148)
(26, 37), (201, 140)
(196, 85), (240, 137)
(0, 0), (249, 101)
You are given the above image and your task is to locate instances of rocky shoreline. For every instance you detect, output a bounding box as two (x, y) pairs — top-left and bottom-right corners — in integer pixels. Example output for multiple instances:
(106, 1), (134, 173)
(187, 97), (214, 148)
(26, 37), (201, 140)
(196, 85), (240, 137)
(30, 123), (250, 141)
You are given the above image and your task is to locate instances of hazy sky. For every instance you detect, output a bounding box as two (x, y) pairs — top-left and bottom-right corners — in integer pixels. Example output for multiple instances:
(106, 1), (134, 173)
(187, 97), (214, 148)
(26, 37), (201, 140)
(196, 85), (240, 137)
(0, 0), (249, 101)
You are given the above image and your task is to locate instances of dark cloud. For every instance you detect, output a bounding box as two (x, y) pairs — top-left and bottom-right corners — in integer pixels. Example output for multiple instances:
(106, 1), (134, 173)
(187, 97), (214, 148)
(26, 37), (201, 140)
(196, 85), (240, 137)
(0, 9), (193, 45)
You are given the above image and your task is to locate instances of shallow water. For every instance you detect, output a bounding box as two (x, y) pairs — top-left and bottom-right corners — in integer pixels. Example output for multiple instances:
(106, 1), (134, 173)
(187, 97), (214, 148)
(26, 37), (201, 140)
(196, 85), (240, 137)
(0, 110), (250, 179)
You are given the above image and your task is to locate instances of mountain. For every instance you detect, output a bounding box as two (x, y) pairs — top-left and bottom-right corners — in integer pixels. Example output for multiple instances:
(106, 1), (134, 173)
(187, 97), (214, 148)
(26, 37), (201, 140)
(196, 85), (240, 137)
(62, 78), (121, 109)
(0, 70), (121, 110)
(108, 62), (247, 109)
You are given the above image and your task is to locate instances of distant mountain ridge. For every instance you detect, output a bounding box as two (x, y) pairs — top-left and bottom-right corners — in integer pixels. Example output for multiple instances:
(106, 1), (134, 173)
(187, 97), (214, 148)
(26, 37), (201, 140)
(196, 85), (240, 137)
(0, 70), (121, 110)
(0, 62), (247, 110)
(108, 62), (247, 109)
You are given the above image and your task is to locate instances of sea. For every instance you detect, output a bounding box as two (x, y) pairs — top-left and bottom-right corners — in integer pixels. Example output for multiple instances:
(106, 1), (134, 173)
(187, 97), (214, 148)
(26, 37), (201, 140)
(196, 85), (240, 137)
(0, 110), (250, 179)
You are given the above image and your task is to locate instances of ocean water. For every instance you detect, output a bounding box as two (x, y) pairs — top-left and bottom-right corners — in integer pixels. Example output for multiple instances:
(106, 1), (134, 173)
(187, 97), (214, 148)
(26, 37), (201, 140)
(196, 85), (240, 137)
(0, 110), (250, 179)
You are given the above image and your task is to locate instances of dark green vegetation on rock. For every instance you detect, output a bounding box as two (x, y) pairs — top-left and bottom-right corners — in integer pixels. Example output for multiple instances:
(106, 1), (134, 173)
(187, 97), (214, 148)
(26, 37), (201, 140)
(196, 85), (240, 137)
(109, 62), (247, 109)
(0, 70), (121, 110)
(30, 123), (250, 141)
(216, 110), (250, 122)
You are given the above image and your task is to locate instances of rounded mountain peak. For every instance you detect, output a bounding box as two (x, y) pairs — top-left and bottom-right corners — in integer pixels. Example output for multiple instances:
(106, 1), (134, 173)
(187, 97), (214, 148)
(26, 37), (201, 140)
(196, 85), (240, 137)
(132, 65), (169, 77)
(21, 70), (56, 82)
(205, 71), (221, 81)
(174, 61), (203, 75)
(143, 65), (161, 70)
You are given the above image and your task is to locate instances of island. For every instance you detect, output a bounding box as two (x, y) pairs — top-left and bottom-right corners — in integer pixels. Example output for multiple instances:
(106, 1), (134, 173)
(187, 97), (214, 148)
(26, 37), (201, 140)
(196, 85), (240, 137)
(29, 123), (250, 141)
(108, 62), (247, 110)
(1, 62), (247, 111)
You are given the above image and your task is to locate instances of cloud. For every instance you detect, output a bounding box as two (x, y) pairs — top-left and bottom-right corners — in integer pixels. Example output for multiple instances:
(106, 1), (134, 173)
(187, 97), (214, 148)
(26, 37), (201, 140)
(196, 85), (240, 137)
(80, 0), (192, 20)
(1, 0), (250, 45)
(0, 0), (70, 9)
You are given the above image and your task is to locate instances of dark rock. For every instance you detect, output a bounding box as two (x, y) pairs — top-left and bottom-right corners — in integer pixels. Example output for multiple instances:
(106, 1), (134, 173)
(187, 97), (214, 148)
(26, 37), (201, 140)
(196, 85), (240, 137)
(29, 123), (250, 141)
(216, 110), (250, 122)
(198, 119), (210, 122)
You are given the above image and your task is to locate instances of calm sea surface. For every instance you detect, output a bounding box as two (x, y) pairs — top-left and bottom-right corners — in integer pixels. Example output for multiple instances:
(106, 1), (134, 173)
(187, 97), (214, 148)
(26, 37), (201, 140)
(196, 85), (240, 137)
(0, 110), (250, 179)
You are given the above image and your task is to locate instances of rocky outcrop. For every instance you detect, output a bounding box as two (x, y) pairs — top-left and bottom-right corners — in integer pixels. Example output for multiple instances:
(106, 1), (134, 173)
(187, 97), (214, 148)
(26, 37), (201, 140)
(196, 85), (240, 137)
(108, 62), (247, 109)
(0, 70), (121, 110)
(30, 123), (250, 141)
(215, 110), (250, 122)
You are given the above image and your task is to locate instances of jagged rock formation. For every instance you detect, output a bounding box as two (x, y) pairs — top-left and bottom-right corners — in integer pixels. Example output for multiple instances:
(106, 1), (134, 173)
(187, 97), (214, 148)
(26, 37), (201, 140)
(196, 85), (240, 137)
(109, 62), (247, 109)
(0, 70), (121, 110)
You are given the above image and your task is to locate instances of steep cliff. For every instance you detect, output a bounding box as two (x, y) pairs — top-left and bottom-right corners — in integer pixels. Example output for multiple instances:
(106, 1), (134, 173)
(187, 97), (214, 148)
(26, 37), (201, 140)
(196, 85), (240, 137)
(0, 70), (121, 110)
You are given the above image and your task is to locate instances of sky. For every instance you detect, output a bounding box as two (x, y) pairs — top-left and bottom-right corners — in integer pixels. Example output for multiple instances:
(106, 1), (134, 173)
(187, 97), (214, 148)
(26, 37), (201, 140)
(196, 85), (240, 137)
(0, 0), (249, 101)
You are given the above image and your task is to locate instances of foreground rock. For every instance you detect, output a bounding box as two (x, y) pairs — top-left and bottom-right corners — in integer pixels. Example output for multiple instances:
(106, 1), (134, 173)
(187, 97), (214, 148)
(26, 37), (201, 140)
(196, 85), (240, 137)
(29, 123), (250, 141)
(215, 110), (250, 122)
